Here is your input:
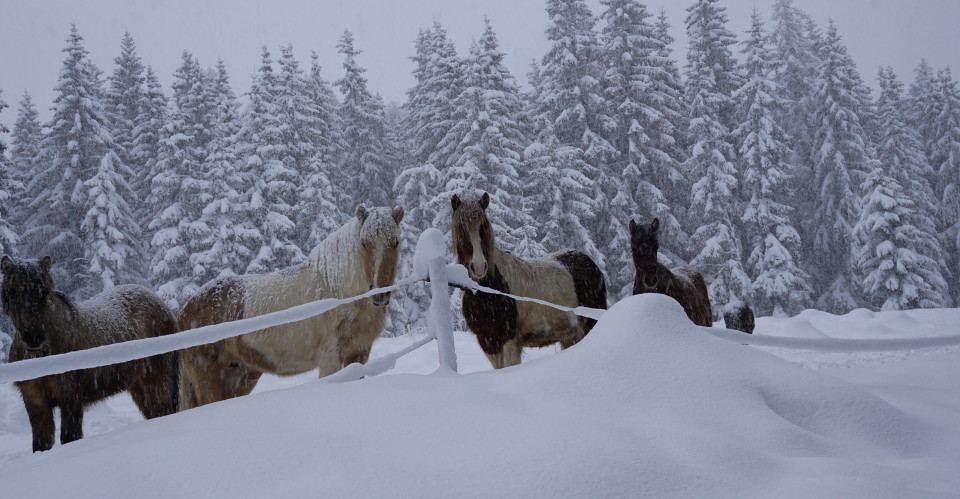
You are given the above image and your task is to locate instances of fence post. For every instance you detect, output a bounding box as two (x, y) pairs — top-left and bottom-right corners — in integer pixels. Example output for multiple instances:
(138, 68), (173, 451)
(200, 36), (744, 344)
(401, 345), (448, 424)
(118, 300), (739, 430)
(427, 256), (457, 373)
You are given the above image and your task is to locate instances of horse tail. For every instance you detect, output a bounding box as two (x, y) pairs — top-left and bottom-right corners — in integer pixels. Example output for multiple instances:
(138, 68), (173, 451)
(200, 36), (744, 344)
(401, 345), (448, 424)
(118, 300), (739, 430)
(552, 250), (608, 334)
(688, 270), (713, 327)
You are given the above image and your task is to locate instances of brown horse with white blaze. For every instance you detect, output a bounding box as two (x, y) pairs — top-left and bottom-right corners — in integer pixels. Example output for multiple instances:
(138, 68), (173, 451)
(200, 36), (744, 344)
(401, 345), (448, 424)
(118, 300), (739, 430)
(630, 217), (713, 326)
(451, 193), (607, 369)
(1, 256), (180, 452)
(177, 205), (404, 409)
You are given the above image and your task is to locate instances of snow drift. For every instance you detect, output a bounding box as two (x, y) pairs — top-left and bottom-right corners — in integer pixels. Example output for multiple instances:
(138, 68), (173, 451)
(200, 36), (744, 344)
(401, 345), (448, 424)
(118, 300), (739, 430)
(0, 294), (957, 498)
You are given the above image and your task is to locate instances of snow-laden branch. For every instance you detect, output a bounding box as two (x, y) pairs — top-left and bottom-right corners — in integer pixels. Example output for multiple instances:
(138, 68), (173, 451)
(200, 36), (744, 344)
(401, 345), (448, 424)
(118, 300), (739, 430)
(706, 327), (960, 352)
(0, 277), (420, 384)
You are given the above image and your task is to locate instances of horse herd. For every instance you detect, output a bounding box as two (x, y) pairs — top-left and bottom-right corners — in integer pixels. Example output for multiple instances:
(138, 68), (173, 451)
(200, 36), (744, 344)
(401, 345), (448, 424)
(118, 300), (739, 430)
(1, 192), (752, 453)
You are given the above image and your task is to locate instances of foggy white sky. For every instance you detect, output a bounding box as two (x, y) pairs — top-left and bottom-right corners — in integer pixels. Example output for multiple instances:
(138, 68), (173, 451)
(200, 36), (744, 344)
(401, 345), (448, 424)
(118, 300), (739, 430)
(1, 0), (959, 133)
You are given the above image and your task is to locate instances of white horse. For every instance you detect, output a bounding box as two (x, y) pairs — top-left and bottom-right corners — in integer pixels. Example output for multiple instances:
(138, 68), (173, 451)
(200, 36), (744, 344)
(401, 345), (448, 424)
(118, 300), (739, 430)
(177, 205), (404, 409)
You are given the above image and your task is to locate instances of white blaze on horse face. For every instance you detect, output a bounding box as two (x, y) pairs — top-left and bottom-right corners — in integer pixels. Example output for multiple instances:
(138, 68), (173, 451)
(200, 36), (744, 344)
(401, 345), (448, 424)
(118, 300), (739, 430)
(469, 229), (488, 279)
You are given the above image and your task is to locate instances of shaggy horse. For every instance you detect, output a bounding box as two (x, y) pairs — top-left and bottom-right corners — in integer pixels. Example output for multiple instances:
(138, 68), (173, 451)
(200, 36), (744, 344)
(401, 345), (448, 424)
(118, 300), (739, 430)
(1, 256), (179, 452)
(630, 218), (713, 326)
(451, 193), (607, 369)
(178, 205), (404, 409)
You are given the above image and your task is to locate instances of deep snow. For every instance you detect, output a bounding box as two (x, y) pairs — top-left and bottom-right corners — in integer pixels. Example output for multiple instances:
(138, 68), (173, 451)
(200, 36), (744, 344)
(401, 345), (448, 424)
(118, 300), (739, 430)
(0, 295), (959, 498)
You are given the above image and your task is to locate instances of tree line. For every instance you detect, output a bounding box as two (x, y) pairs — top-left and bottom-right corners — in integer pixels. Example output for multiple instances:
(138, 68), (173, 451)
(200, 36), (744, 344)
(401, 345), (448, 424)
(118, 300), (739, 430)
(0, 0), (958, 338)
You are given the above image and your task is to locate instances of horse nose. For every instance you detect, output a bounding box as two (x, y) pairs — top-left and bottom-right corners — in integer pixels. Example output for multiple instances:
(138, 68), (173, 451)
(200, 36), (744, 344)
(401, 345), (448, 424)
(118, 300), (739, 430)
(471, 262), (487, 277)
(372, 292), (391, 307)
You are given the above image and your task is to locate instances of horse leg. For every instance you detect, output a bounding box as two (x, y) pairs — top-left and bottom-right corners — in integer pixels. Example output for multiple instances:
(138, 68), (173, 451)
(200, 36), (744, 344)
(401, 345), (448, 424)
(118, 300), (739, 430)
(58, 392), (84, 445)
(485, 339), (522, 369)
(21, 390), (55, 452)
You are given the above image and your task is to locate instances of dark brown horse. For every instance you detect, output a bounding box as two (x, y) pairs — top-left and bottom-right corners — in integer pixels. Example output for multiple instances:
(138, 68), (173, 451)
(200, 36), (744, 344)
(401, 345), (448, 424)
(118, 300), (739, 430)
(451, 193), (607, 368)
(629, 218), (713, 327)
(1, 256), (180, 452)
(723, 303), (755, 334)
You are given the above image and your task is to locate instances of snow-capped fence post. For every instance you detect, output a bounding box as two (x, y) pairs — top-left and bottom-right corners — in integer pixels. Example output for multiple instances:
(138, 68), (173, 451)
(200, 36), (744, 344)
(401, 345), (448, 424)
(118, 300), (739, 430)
(415, 228), (458, 374)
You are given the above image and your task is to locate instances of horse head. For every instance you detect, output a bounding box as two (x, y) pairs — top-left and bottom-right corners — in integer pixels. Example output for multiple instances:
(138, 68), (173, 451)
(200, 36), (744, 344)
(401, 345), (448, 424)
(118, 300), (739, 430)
(630, 218), (671, 293)
(451, 192), (494, 280)
(1, 256), (56, 358)
(356, 205), (404, 307)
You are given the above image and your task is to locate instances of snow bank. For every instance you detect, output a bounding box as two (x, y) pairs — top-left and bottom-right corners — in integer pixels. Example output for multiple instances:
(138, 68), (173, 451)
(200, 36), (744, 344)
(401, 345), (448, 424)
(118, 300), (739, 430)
(1, 294), (957, 498)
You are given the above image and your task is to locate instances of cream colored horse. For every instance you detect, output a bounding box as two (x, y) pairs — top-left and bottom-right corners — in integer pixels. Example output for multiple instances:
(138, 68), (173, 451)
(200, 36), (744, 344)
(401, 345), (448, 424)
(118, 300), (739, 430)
(178, 205), (404, 409)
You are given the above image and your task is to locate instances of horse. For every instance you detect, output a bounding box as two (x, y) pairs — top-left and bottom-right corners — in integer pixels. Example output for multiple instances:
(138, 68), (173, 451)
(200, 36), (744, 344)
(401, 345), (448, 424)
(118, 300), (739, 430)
(629, 218), (713, 327)
(723, 303), (755, 334)
(1, 256), (180, 452)
(177, 205), (404, 409)
(451, 192), (607, 369)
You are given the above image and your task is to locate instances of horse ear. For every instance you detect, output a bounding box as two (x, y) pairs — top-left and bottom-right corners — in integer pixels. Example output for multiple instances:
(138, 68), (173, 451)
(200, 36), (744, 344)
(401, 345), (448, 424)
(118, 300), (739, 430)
(480, 192), (490, 210)
(0, 255), (11, 275)
(392, 205), (405, 224)
(651, 218), (660, 231)
(355, 205), (368, 224)
(629, 219), (638, 234)
(451, 194), (461, 212)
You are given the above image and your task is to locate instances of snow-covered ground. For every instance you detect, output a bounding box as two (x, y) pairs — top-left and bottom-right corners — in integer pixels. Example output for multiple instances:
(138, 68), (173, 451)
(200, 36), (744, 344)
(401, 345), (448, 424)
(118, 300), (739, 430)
(1, 295), (959, 498)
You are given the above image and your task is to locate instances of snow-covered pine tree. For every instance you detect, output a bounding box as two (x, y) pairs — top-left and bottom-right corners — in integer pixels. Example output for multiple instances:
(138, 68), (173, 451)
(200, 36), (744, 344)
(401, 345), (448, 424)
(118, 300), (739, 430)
(78, 148), (141, 294)
(534, 0), (613, 280)
(598, 0), (685, 297)
(684, 0), (749, 316)
(870, 66), (949, 307)
(105, 32), (145, 195)
(190, 59), (258, 286)
(931, 68), (960, 305)
(274, 45), (332, 250)
(236, 46), (304, 275)
(806, 22), (872, 313)
(147, 51), (215, 308)
(9, 92), (40, 235)
(295, 51), (342, 250)
(0, 90), (19, 257)
(770, 0), (821, 245)
(131, 66), (168, 231)
(336, 30), (393, 211)
(433, 20), (539, 256)
(854, 168), (947, 310)
(24, 26), (128, 295)
(405, 23), (465, 173)
(525, 128), (605, 271)
(734, 10), (811, 316)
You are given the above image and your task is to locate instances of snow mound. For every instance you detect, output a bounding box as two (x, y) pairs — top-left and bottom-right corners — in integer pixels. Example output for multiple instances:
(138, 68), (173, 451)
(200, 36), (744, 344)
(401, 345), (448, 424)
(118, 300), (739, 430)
(0, 295), (954, 498)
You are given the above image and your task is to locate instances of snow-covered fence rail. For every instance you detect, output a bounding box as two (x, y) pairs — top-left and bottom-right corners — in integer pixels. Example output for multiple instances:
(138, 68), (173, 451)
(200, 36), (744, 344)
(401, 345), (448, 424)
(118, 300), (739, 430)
(706, 328), (960, 353)
(3, 226), (960, 384)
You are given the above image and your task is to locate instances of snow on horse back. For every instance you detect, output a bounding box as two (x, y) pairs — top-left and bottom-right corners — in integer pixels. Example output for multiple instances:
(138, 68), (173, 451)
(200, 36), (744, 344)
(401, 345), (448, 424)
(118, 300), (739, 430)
(177, 205), (404, 410)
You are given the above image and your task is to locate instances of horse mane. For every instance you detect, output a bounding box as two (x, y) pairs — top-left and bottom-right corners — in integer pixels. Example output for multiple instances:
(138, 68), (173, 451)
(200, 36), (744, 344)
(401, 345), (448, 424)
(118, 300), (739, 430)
(307, 215), (363, 280)
(52, 290), (77, 313)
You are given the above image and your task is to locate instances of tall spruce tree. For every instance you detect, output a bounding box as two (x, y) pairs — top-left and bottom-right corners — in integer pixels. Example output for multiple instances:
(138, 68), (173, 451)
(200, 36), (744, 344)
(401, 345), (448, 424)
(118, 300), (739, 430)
(131, 66), (168, 231)
(296, 52), (342, 250)
(854, 167), (946, 310)
(434, 20), (538, 255)
(870, 66), (948, 307)
(25, 26), (128, 295)
(684, 0), (749, 315)
(932, 68), (960, 305)
(599, 0), (684, 296)
(237, 47), (304, 275)
(147, 51), (215, 308)
(0, 90), (18, 256)
(806, 22), (871, 312)
(336, 30), (392, 210)
(105, 32), (146, 188)
(9, 92), (40, 234)
(191, 59), (257, 284)
(735, 11), (811, 316)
